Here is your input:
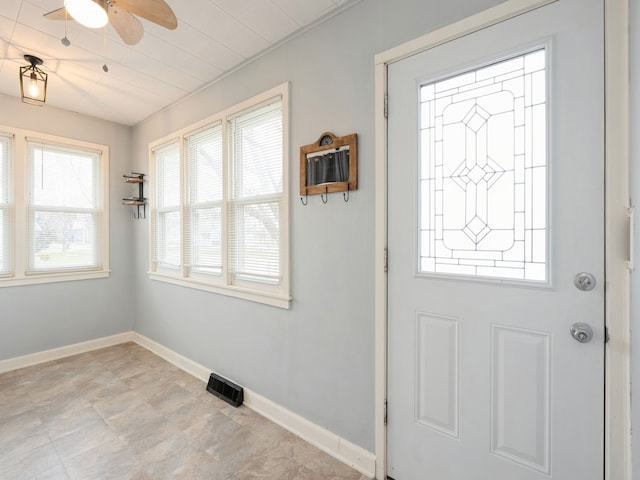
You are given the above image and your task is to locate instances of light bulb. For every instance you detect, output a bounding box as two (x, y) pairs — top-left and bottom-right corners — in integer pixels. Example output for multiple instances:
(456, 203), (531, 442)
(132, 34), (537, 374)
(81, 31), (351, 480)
(28, 73), (39, 97)
(64, 0), (108, 29)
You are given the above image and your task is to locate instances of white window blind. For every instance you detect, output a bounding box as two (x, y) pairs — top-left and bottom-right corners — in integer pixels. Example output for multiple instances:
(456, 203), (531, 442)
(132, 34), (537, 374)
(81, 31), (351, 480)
(153, 141), (181, 269)
(0, 128), (108, 287)
(26, 139), (100, 273)
(149, 84), (289, 308)
(228, 100), (283, 284)
(0, 134), (11, 276)
(185, 124), (223, 276)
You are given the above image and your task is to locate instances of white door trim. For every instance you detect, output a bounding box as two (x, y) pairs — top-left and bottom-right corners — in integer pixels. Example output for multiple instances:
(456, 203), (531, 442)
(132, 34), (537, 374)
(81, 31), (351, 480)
(603, 0), (631, 479)
(373, 0), (631, 479)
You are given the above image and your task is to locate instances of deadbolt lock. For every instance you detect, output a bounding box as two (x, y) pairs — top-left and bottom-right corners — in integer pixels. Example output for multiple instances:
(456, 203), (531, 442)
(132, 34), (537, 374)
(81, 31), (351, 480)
(574, 272), (596, 291)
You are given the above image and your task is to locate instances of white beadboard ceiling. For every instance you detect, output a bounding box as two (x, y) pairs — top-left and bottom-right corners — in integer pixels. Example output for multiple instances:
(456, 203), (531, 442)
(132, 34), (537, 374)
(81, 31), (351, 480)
(0, 0), (351, 126)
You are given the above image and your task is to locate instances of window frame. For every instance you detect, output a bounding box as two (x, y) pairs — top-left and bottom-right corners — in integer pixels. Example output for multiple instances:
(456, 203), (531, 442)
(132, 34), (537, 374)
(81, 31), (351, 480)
(148, 83), (290, 309)
(0, 133), (12, 277)
(0, 126), (110, 287)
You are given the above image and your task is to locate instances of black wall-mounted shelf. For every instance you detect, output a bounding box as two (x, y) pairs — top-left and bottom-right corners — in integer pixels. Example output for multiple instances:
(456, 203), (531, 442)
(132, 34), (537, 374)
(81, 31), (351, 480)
(122, 173), (146, 219)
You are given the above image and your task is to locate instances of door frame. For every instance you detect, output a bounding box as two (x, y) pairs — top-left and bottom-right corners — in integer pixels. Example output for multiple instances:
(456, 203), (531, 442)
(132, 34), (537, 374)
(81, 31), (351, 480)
(373, 1), (631, 479)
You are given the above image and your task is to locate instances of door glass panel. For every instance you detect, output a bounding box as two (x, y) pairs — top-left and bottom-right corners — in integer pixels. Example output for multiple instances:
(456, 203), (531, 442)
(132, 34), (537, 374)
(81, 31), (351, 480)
(419, 49), (547, 282)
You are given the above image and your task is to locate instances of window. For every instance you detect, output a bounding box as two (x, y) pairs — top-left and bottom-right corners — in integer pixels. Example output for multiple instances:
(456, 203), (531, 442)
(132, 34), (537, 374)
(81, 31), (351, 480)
(150, 84), (290, 308)
(229, 101), (283, 285)
(186, 124), (223, 276)
(0, 128), (109, 286)
(0, 134), (11, 277)
(418, 49), (547, 282)
(154, 141), (182, 269)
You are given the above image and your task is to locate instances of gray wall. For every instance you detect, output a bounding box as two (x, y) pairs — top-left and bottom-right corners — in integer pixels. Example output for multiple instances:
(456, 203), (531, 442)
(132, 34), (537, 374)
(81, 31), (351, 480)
(631, 0), (639, 471)
(131, 0), (501, 452)
(0, 93), (134, 358)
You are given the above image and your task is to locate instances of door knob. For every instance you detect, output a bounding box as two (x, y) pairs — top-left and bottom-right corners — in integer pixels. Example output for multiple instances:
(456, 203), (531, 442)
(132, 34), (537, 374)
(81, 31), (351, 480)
(570, 323), (593, 343)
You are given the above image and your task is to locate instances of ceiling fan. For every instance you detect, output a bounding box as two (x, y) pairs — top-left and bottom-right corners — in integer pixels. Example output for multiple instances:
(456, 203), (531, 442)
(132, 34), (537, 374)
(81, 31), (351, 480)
(43, 0), (178, 46)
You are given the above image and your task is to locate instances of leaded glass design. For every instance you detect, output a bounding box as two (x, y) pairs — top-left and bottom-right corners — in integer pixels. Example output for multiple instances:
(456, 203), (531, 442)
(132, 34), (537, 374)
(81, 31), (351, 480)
(419, 49), (547, 281)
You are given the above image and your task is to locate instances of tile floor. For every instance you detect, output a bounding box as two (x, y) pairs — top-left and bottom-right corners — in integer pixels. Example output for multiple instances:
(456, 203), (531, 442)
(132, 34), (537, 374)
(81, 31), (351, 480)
(0, 342), (369, 480)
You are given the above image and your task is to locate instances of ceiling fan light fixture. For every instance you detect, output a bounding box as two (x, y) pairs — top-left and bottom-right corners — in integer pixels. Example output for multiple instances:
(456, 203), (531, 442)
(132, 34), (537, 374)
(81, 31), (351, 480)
(19, 55), (47, 106)
(64, 0), (108, 29)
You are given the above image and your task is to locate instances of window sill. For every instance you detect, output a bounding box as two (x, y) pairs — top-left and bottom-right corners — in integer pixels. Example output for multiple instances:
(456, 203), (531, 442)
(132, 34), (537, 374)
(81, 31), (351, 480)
(0, 270), (110, 287)
(149, 272), (291, 309)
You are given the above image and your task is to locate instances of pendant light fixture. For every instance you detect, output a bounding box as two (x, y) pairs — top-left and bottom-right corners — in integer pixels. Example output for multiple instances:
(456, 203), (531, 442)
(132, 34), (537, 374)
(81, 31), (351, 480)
(19, 55), (48, 106)
(63, 0), (108, 29)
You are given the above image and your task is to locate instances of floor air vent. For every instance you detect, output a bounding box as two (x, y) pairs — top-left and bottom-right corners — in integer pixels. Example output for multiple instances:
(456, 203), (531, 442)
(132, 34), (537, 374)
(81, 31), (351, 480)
(206, 372), (244, 407)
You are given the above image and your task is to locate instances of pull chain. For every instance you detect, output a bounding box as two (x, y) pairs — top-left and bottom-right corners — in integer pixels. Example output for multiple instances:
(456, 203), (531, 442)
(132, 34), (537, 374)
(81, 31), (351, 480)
(102, 25), (109, 72)
(61, 8), (70, 46)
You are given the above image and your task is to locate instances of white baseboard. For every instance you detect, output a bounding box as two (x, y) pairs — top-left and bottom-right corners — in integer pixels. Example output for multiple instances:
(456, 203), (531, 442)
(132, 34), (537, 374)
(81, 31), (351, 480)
(243, 388), (376, 478)
(131, 333), (376, 478)
(0, 332), (376, 478)
(0, 331), (135, 373)
(131, 333), (211, 382)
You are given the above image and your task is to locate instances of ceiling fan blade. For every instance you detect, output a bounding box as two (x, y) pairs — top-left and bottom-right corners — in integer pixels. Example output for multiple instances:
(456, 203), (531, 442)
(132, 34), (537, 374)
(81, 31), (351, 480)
(108, 7), (144, 45)
(111, 0), (177, 30)
(43, 7), (68, 21)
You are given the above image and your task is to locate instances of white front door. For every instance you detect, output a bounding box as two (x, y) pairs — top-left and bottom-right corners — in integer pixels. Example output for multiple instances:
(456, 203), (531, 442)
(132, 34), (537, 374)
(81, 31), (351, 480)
(386, 1), (604, 479)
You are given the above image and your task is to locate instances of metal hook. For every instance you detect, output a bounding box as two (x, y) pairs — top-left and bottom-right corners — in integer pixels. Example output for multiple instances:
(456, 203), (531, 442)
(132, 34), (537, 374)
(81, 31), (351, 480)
(300, 194), (308, 206)
(343, 183), (350, 203)
(133, 204), (146, 219)
(321, 186), (328, 204)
